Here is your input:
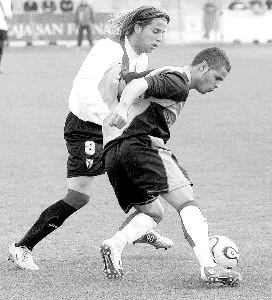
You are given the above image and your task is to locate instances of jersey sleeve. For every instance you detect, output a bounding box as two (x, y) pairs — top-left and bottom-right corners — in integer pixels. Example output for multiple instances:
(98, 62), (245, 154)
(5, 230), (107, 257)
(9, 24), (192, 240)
(144, 71), (189, 102)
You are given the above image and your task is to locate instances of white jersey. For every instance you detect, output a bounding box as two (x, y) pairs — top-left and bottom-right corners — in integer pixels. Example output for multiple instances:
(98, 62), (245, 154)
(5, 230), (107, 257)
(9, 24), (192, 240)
(0, 0), (12, 31)
(68, 37), (148, 125)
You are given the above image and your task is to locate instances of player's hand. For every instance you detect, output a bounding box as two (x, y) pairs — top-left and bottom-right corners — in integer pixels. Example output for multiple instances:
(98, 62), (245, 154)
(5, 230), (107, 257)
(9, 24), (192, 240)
(108, 104), (129, 129)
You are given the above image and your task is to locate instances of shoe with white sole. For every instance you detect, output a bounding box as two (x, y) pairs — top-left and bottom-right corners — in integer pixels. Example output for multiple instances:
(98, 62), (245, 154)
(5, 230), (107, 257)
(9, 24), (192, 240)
(100, 239), (123, 279)
(133, 230), (174, 250)
(201, 265), (241, 286)
(8, 243), (39, 270)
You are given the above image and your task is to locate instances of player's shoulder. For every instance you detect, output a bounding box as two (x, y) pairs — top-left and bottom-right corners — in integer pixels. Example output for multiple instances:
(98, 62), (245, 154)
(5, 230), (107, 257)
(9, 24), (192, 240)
(93, 38), (123, 53)
(84, 38), (124, 62)
(161, 67), (187, 76)
(161, 67), (190, 85)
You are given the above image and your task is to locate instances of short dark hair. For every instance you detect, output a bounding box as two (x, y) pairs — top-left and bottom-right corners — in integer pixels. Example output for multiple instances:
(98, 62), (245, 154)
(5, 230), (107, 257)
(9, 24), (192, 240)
(191, 47), (231, 72)
(105, 6), (170, 41)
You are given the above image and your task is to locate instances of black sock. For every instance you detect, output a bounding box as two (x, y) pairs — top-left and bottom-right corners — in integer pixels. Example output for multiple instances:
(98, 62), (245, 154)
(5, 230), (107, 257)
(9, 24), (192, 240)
(15, 200), (77, 250)
(15, 189), (90, 250)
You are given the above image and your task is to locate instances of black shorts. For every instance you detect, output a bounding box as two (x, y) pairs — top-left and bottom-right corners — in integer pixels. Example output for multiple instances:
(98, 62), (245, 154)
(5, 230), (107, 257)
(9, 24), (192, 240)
(64, 112), (105, 178)
(104, 135), (193, 213)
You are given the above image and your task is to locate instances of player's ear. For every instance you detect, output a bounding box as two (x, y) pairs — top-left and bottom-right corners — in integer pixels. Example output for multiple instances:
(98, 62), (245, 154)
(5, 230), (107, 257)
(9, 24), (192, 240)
(134, 23), (143, 34)
(199, 61), (209, 74)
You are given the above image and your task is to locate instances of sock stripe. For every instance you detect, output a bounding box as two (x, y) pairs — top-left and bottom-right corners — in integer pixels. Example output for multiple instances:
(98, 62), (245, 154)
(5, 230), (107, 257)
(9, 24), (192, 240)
(177, 200), (198, 214)
(64, 189), (90, 210)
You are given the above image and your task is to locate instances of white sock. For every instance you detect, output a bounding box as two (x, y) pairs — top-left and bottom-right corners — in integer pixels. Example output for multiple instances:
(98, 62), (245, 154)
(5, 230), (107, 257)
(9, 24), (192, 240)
(110, 213), (157, 253)
(179, 205), (216, 268)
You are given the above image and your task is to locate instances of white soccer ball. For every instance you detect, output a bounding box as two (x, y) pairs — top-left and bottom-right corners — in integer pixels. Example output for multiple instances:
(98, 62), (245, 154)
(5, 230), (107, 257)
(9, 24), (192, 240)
(209, 235), (240, 269)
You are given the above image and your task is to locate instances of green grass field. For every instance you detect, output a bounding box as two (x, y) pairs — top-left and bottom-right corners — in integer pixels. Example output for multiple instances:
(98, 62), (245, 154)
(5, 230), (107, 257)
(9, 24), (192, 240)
(0, 43), (271, 300)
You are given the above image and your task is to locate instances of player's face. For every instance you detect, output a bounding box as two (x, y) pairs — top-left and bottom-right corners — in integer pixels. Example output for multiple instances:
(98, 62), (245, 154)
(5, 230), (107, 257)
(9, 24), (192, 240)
(196, 66), (229, 94)
(134, 18), (168, 54)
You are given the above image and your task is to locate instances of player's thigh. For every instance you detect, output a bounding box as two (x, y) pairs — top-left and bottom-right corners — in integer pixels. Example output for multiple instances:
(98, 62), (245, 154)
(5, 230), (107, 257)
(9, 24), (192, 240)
(161, 185), (195, 211)
(134, 198), (164, 223)
(122, 136), (192, 196)
(104, 143), (161, 215)
(67, 176), (96, 196)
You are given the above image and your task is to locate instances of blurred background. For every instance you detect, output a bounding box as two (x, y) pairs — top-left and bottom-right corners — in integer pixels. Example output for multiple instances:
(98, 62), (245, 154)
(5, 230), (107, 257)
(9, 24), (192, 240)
(7, 0), (272, 46)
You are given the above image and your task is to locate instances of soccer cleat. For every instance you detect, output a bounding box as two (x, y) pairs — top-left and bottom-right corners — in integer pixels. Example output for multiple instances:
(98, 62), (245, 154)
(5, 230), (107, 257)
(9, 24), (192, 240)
(8, 243), (39, 271)
(133, 230), (174, 250)
(100, 239), (123, 279)
(201, 265), (242, 286)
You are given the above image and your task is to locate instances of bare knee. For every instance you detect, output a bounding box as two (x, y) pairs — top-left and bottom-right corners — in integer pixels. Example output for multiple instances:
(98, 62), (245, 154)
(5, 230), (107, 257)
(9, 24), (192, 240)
(67, 176), (95, 196)
(161, 185), (195, 211)
(146, 210), (164, 224)
(134, 199), (164, 224)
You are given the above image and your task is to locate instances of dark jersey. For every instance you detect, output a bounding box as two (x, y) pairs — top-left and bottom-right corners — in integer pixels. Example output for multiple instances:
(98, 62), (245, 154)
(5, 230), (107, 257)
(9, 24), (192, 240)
(103, 67), (191, 150)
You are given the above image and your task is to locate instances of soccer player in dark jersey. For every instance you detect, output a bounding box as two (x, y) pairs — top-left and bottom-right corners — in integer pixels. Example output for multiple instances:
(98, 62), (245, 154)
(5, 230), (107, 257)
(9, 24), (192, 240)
(8, 6), (173, 270)
(100, 47), (242, 286)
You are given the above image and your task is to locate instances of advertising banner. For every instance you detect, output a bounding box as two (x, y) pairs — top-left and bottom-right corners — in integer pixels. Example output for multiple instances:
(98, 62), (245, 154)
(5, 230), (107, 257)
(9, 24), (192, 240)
(8, 13), (110, 42)
(8, 9), (272, 44)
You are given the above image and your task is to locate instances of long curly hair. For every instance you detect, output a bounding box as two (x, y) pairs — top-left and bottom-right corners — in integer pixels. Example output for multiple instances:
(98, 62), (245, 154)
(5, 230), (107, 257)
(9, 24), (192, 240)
(104, 5), (170, 42)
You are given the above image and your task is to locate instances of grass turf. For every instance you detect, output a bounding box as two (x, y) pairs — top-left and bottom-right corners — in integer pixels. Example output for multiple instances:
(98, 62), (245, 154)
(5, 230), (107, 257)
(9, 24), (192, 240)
(0, 43), (271, 300)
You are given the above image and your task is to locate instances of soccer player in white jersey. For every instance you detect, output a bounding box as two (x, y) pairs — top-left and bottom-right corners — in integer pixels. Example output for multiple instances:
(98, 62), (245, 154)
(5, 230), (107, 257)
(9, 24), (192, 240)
(8, 6), (173, 271)
(0, 0), (12, 73)
(100, 47), (242, 286)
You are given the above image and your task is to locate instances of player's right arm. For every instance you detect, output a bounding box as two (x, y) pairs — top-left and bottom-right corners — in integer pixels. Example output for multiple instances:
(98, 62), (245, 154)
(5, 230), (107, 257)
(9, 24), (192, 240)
(108, 78), (148, 128)
(109, 69), (188, 129)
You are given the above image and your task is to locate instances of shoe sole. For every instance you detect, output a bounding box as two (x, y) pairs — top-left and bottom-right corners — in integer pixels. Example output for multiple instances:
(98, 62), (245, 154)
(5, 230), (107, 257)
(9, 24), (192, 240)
(205, 276), (240, 287)
(100, 245), (123, 279)
(222, 277), (240, 287)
